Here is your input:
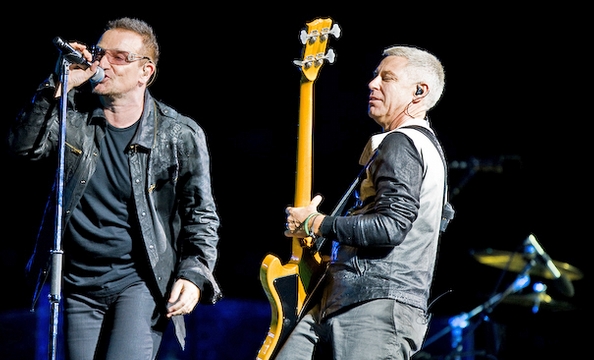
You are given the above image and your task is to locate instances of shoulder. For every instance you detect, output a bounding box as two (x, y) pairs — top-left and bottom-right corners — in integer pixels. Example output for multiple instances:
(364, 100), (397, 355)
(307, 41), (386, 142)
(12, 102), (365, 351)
(153, 99), (204, 134)
(390, 127), (437, 156)
(380, 130), (417, 152)
(375, 131), (422, 168)
(379, 127), (440, 168)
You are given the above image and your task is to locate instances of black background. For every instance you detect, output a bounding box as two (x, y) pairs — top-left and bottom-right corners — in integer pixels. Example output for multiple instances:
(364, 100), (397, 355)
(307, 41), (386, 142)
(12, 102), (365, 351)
(1, 4), (590, 359)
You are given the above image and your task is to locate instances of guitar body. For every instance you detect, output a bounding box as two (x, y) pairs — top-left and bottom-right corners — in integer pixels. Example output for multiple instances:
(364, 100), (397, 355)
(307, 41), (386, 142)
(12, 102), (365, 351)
(257, 248), (326, 359)
(257, 18), (340, 360)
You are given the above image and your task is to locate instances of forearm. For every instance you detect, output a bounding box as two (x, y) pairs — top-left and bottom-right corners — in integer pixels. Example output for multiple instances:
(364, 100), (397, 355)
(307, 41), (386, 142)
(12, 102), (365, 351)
(8, 76), (60, 159)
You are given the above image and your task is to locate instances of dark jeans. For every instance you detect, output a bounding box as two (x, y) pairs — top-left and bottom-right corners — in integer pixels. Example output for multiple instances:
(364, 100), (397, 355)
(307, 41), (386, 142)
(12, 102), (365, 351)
(275, 298), (430, 360)
(63, 280), (165, 360)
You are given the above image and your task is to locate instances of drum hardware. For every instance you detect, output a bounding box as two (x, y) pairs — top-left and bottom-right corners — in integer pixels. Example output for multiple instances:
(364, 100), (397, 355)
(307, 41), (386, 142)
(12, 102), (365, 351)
(420, 234), (582, 359)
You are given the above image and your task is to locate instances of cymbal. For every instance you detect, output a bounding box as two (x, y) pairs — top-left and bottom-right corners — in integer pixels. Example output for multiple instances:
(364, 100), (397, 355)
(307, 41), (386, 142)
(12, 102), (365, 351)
(472, 249), (584, 280)
(502, 292), (576, 311)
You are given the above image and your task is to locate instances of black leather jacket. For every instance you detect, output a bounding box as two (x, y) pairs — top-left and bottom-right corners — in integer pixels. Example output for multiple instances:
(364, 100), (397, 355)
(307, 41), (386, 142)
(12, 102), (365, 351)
(8, 74), (222, 347)
(318, 121), (445, 319)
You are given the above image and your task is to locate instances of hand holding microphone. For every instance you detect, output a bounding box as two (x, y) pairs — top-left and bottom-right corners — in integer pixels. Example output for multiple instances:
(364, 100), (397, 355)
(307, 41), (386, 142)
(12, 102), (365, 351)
(53, 37), (104, 85)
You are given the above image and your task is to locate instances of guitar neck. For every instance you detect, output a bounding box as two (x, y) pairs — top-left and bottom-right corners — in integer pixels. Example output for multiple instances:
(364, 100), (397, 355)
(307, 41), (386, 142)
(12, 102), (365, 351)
(256, 18), (340, 360)
(294, 79), (314, 207)
(292, 17), (340, 207)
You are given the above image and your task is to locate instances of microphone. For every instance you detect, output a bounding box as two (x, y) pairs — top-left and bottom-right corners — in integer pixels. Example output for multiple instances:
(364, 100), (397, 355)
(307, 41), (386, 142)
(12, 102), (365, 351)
(524, 234), (574, 297)
(448, 158), (502, 173)
(53, 37), (104, 83)
(448, 155), (521, 173)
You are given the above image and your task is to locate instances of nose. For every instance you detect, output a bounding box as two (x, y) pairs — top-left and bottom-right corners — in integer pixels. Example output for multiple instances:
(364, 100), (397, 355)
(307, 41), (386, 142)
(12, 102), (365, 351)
(368, 75), (380, 90)
(96, 54), (110, 67)
(92, 49), (109, 67)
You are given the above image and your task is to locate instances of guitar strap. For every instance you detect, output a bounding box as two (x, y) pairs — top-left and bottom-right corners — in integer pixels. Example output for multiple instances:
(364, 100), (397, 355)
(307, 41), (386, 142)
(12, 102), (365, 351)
(300, 152), (377, 318)
(311, 151), (377, 253)
(400, 125), (455, 233)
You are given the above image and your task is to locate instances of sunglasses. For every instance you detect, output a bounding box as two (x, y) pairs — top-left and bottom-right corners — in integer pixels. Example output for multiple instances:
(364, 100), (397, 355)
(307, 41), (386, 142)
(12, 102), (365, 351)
(91, 45), (151, 65)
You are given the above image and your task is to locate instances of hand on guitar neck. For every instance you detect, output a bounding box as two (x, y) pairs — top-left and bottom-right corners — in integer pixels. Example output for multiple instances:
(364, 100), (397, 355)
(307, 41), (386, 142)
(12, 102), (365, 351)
(256, 17), (339, 360)
(285, 194), (325, 245)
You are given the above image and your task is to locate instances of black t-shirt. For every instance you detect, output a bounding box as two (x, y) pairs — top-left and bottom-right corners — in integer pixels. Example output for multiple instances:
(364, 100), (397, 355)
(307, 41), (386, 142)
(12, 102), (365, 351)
(63, 120), (143, 297)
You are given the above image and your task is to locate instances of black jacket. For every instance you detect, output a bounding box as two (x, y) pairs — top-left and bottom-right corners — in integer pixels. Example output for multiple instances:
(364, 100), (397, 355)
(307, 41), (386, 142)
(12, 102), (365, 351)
(318, 121), (445, 319)
(8, 74), (222, 348)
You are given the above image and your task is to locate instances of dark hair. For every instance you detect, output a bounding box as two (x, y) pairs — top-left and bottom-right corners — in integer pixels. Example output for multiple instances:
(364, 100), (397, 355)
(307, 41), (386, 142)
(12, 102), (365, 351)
(105, 17), (160, 66)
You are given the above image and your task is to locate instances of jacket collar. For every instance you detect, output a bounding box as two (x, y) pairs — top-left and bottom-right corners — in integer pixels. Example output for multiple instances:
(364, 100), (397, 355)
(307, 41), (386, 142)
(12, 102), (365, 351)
(130, 90), (157, 151)
(359, 118), (431, 165)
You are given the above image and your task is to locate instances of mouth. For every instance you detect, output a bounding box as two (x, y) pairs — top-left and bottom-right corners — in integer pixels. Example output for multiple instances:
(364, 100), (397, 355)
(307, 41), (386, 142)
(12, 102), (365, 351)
(369, 92), (381, 103)
(369, 96), (381, 106)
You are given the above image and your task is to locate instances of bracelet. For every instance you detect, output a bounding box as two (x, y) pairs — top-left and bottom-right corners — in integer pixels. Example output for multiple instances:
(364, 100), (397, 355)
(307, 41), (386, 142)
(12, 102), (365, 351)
(303, 212), (322, 237)
(308, 214), (321, 238)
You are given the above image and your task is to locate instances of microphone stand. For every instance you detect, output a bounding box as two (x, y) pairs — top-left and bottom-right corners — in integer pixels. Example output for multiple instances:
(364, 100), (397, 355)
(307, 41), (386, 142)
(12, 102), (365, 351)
(47, 59), (70, 360)
(423, 260), (534, 359)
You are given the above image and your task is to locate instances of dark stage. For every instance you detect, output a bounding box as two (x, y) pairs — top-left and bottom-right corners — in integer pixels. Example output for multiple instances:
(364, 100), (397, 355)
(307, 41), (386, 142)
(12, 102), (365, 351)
(1, 5), (589, 359)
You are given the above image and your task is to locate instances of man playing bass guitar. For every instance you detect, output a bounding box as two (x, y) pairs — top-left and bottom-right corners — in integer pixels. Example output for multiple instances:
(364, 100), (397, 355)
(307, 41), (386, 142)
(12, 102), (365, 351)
(278, 45), (451, 360)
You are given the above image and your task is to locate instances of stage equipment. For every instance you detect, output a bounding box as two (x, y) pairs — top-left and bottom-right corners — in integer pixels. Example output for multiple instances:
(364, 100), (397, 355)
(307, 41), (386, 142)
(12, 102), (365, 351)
(502, 290), (575, 312)
(421, 233), (582, 359)
(45, 36), (96, 360)
(473, 249), (583, 281)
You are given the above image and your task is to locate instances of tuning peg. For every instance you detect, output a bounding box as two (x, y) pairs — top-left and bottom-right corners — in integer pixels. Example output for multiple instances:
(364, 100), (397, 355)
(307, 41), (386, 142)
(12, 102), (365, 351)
(294, 55), (315, 69)
(294, 49), (337, 69)
(327, 24), (341, 39)
(300, 23), (341, 45)
(299, 29), (321, 45)
(324, 49), (336, 64)
(299, 29), (308, 45)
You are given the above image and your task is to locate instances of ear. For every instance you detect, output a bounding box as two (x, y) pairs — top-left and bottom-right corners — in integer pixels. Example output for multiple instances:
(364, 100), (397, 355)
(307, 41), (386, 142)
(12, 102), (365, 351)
(412, 83), (429, 103)
(140, 62), (155, 85)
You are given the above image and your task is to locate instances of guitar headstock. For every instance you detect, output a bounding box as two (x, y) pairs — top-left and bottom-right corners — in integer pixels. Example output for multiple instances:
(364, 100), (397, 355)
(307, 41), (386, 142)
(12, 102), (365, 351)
(293, 18), (341, 82)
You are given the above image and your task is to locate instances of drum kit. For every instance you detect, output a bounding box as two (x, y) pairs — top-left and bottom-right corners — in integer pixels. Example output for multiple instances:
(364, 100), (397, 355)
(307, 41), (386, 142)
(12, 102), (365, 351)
(419, 233), (584, 359)
(473, 248), (582, 280)
(472, 245), (583, 311)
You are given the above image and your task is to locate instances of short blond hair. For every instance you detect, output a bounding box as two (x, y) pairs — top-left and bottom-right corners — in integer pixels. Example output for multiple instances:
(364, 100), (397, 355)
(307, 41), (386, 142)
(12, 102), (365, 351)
(383, 46), (445, 109)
